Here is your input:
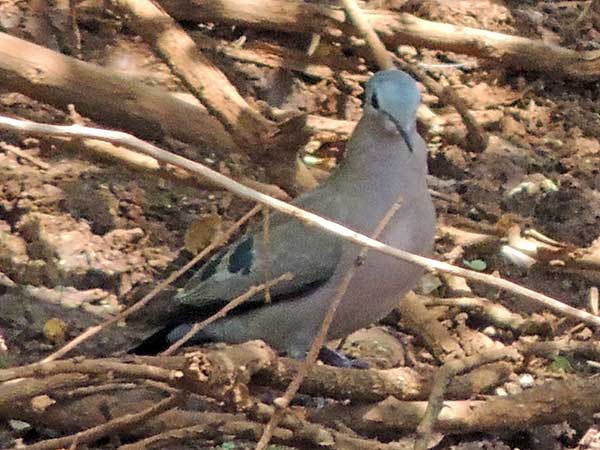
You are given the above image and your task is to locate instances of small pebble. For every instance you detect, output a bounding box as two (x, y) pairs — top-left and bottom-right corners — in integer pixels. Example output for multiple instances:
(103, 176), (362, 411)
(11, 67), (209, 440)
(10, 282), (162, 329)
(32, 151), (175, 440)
(9, 420), (31, 434)
(505, 382), (523, 396)
(519, 373), (535, 389)
(483, 326), (497, 337)
(273, 397), (287, 408)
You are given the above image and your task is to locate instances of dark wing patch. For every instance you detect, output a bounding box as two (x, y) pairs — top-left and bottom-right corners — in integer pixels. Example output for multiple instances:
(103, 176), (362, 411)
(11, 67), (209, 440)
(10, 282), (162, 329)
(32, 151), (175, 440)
(199, 249), (226, 281)
(174, 200), (344, 309)
(228, 236), (253, 275)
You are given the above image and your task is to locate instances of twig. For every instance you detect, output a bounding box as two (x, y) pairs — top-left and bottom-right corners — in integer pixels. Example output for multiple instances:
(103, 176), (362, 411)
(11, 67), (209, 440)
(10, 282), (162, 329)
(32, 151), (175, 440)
(523, 228), (565, 247)
(392, 55), (488, 152)
(340, 0), (394, 70)
(63, 382), (139, 397)
(262, 206), (273, 303)
(68, 0), (81, 57)
(0, 358), (182, 383)
(40, 204), (261, 362)
(1, 115), (598, 328)
(0, 141), (50, 169)
(425, 296), (552, 335)
(414, 348), (521, 450)
(573, 0), (600, 29)
(255, 195), (404, 450)
(590, 286), (599, 316)
(338, 0), (441, 132)
(19, 393), (182, 450)
(429, 188), (460, 203)
(160, 272), (293, 355)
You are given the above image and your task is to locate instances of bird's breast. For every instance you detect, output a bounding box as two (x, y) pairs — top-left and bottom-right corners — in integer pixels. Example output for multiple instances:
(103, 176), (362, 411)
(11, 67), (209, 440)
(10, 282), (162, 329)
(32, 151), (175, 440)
(327, 192), (436, 339)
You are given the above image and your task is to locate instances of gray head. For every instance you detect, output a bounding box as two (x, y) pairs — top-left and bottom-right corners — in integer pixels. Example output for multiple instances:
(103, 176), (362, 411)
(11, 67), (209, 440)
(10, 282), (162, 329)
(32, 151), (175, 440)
(363, 70), (421, 152)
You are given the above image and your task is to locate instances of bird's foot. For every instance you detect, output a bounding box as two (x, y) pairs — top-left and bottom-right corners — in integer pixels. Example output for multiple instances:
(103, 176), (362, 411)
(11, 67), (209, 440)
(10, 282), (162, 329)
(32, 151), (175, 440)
(318, 347), (371, 369)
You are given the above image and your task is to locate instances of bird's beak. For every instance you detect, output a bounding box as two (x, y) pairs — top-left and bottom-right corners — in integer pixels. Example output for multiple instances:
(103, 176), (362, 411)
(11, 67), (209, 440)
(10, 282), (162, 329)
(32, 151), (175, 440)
(396, 123), (415, 153)
(383, 111), (415, 153)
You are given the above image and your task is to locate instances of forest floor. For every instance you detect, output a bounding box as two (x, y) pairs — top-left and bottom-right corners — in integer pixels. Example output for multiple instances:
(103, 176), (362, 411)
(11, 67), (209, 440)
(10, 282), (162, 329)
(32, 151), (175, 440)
(0, 1), (599, 449)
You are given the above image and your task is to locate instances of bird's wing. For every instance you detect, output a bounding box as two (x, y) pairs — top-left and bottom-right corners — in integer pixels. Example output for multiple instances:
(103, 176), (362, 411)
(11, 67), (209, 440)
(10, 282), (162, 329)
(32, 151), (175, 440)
(175, 198), (344, 309)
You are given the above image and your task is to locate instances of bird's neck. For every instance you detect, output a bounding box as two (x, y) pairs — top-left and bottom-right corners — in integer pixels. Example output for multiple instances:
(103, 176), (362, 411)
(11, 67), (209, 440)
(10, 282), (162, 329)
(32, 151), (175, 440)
(315, 116), (430, 231)
(333, 116), (427, 194)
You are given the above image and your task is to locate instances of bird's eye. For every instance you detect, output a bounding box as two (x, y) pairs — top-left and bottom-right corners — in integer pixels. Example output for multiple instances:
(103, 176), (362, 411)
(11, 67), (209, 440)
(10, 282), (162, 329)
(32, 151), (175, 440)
(371, 92), (380, 109)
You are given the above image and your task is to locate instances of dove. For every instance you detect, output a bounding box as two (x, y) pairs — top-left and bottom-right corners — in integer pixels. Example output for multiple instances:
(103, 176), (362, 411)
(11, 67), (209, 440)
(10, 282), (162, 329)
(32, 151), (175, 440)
(132, 69), (436, 361)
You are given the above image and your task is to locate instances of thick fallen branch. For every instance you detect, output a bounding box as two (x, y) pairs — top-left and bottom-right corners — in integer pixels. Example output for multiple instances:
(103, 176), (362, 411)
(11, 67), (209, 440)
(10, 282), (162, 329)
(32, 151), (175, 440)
(108, 0), (274, 152)
(11, 393), (407, 450)
(398, 292), (464, 361)
(0, 32), (235, 151)
(426, 296), (553, 336)
(152, 0), (600, 79)
(111, 0), (316, 188)
(0, 31), (499, 184)
(309, 376), (600, 434)
(2, 115), (599, 329)
(0, 346), (511, 409)
(260, 358), (512, 402)
(340, 0), (393, 70)
(414, 348), (520, 450)
(519, 338), (600, 362)
(20, 394), (181, 450)
(11, 375), (598, 444)
(0, 341), (277, 402)
(251, 402), (410, 450)
(2, 344), (588, 445)
(0, 374), (88, 412)
(0, 30), (350, 181)
(0, 355), (510, 448)
(119, 405), (407, 450)
(116, 420), (295, 450)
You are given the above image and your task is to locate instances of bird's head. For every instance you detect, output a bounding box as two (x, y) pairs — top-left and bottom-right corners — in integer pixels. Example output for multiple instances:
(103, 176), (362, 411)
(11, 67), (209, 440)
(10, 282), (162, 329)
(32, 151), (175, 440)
(363, 70), (421, 153)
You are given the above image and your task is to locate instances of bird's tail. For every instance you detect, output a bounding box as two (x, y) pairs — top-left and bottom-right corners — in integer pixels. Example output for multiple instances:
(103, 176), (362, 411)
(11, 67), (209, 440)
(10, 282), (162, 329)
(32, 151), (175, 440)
(128, 323), (211, 355)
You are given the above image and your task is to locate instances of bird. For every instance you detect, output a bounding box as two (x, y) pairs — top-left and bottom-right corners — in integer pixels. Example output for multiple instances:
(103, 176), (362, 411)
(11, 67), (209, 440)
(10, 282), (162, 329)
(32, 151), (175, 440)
(131, 69), (437, 362)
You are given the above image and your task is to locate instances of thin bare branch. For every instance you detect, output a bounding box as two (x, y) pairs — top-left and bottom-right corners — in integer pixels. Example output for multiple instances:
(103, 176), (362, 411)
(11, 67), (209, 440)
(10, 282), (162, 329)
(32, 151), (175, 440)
(414, 348), (520, 450)
(40, 204), (261, 362)
(255, 195), (404, 450)
(161, 272), (293, 355)
(1, 115), (598, 329)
